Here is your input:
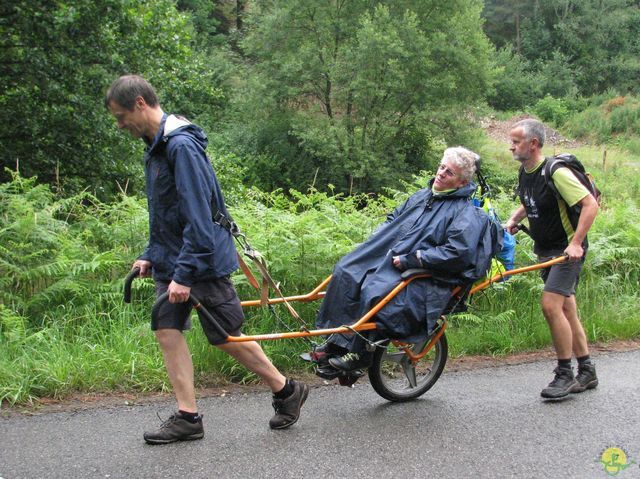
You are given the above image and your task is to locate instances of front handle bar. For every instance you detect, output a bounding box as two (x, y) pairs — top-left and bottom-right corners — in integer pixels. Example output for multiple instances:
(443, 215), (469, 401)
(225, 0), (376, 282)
(123, 267), (141, 303)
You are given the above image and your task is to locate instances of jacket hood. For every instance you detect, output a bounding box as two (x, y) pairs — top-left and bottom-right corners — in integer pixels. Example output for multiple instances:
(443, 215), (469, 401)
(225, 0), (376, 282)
(428, 179), (477, 199)
(148, 114), (208, 153)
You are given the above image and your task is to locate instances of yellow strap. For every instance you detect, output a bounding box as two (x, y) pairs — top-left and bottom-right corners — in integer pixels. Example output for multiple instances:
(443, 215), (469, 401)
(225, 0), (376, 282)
(244, 248), (302, 321)
(237, 252), (260, 290)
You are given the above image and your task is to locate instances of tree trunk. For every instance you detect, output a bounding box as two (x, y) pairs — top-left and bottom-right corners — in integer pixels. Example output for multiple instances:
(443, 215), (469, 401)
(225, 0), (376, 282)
(236, 0), (244, 31)
(515, 13), (521, 54)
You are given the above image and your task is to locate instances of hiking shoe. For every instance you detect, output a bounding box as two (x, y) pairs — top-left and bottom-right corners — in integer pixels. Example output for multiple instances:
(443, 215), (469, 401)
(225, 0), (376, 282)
(269, 380), (309, 430)
(540, 367), (580, 399)
(328, 352), (373, 372)
(573, 362), (598, 393)
(308, 341), (347, 365)
(143, 413), (204, 445)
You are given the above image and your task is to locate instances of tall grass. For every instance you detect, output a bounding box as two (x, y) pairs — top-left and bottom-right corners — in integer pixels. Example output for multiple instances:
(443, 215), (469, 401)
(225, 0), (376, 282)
(1, 139), (638, 405)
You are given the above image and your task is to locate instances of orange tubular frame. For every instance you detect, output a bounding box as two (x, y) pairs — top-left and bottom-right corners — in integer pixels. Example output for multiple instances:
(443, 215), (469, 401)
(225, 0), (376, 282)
(394, 323), (448, 363)
(224, 256), (567, 343)
(228, 273), (431, 342)
(469, 255), (567, 294)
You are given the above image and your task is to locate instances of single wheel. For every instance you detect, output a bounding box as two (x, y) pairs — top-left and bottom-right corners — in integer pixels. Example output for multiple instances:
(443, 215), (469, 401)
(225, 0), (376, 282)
(368, 332), (448, 402)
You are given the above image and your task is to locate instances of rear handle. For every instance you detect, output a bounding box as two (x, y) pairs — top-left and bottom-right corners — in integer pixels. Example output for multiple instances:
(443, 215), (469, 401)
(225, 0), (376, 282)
(516, 223), (531, 237)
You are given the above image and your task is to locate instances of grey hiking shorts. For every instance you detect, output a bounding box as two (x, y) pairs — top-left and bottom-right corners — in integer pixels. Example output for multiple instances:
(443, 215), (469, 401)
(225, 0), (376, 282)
(152, 276), (244, 345)
(538, 253), (585, 297)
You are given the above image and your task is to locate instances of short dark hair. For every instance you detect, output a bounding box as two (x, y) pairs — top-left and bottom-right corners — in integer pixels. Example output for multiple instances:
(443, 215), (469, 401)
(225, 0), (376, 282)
(105, 75), (159, 110)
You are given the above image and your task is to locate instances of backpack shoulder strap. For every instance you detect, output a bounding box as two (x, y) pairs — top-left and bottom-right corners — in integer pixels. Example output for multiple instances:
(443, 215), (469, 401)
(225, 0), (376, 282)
(517, 164), (525, 195)
(543, 157), (562, 199)
(546, 154), (598, 200)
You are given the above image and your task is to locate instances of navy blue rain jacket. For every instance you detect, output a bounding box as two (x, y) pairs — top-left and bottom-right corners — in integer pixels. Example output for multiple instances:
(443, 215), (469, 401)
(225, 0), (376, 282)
(139, 114), (238, 286)
(316, 181), (503, 348)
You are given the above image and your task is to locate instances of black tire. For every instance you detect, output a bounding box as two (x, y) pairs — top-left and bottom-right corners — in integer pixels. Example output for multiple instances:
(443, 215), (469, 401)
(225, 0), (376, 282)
(368, 332), (448, 402)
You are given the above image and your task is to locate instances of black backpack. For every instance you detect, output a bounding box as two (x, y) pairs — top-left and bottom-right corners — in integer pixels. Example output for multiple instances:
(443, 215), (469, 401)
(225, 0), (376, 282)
(543, 153), (601, 227)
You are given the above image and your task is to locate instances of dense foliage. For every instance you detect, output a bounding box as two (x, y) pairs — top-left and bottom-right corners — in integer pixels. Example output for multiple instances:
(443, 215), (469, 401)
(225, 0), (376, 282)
(564, 94), (640, 154)
(0, 0), (223, 198)
(483, 0), (640, 110)
(2, 0), (639, 197)
(228, 0), (493, 194)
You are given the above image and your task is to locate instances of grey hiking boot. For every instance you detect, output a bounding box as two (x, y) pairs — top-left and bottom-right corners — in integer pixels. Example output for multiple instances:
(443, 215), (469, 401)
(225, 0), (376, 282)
(541, 367), (580, 399)
(143, 413), (204, 445)
(269, 380), (309, 430)
(328, 352), (373, 372)
(573, 361), (598, 392)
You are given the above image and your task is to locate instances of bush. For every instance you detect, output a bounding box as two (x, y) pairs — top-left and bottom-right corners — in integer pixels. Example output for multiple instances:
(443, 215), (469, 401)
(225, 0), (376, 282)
(532, 94), (570, 127)
(609, 98), (640, 136)
(564, 94), (640, 146)
(534, 50), (579, 100)
(488, 47), (542, 111)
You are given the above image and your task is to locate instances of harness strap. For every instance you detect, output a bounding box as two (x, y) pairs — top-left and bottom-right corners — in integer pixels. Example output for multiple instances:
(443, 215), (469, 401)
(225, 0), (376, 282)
(213, 210), (240, 236)
(236, 252), (260, 290)
(243, 246), (303, 322)
(212, 207), (303, 323)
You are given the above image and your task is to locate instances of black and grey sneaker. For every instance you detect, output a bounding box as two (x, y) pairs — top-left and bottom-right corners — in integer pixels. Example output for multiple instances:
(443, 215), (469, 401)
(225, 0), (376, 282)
(540, 367), (580, 399)
(143, 413), (204, 445)
(269, 380), (309, 430)
(328, 352), (373, 372)
(303, 341), (348, 365)
(574, 361), (598, 393)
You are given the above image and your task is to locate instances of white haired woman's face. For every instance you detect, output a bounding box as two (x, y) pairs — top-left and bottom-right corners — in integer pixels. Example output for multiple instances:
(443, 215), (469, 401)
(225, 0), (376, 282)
(433, 159), (467, 190)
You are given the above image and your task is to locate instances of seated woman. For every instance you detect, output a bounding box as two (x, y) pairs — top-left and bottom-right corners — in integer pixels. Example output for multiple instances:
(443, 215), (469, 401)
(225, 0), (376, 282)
(314, 147), (503, 371)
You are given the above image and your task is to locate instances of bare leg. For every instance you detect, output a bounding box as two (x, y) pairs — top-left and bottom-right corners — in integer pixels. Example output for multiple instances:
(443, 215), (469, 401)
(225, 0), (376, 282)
(217, 340), (286, 392)
(562, 295), (590, 358)
(155, 329), (197, 412)
(218, 339), (307, 431)
(540, 291), (573, 360)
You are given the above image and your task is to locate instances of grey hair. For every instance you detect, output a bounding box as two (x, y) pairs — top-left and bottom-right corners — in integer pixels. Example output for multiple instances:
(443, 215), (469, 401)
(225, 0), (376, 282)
(512, 118), (546, 148)
(441, 146), (479, 183)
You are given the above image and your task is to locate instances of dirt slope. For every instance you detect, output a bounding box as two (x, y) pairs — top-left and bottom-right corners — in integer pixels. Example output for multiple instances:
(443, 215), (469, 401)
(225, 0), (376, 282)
(481, 115), (583, 148)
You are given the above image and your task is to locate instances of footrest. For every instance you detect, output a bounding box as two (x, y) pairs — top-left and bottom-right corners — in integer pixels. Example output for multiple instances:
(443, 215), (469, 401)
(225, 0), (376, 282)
(299, 352), (313, 362)
(315, 365), (342, 380)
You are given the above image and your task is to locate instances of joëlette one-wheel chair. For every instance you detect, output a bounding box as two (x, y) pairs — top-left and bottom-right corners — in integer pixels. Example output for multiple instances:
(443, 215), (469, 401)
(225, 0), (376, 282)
(124, 254), (566, 403)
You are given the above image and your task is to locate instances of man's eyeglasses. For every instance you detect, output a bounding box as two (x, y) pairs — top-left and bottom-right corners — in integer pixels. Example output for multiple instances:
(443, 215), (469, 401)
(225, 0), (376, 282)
(437, 163), (458, 178)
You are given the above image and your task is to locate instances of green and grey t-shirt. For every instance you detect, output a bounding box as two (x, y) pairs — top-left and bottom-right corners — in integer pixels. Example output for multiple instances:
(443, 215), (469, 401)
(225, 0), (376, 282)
(518, 159), (590, 254)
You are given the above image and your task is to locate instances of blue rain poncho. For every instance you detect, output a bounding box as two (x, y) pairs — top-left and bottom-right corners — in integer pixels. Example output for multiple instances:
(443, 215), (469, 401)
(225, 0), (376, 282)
(316, 180), (503, 349)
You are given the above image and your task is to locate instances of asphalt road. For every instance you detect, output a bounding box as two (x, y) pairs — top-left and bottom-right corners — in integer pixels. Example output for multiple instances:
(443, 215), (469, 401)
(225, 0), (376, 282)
(1, 349), (639, 479)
